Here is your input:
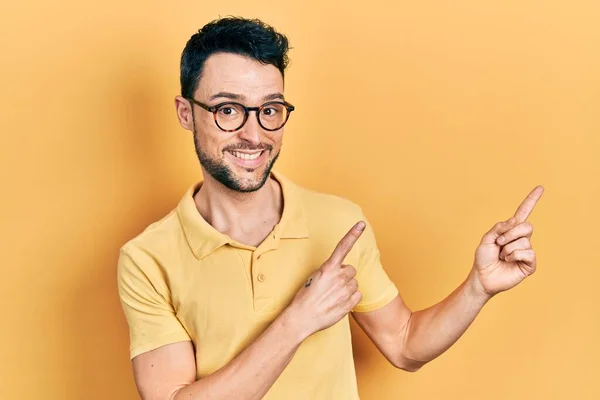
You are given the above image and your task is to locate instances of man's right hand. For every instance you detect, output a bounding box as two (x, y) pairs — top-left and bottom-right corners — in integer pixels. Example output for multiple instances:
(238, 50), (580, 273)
(287, 221), (366, 340)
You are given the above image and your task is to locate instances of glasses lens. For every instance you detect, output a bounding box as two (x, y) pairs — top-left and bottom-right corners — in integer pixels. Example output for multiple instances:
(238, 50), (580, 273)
(215, 103), (246, 131)
(259, 102), (289, 130)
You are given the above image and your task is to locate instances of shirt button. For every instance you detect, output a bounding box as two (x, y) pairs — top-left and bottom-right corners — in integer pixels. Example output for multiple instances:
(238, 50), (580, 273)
(257, 273), (265, 282)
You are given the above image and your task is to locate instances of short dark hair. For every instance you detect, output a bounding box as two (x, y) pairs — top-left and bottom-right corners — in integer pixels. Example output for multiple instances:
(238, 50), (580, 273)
(180, 17), (290, 99)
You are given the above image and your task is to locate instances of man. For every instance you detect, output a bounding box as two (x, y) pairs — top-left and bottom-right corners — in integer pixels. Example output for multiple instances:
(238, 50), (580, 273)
(117, 17), (544, 400)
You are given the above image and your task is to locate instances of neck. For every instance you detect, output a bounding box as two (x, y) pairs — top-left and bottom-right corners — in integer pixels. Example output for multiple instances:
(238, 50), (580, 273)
(193, 171), (283, 245)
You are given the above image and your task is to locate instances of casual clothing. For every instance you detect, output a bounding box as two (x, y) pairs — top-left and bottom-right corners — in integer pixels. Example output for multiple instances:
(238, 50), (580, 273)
(117, 170), (398, 399)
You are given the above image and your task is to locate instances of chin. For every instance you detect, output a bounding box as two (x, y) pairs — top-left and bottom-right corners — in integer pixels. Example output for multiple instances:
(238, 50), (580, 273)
(197, 147), (279, 193)
(205, 162), (272, 193)
(231, 166), (272, 192)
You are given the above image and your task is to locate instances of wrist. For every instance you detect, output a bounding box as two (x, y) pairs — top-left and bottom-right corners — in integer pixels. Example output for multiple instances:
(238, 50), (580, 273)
(465, 268), (493, 306)
(278, 305), (310, 345)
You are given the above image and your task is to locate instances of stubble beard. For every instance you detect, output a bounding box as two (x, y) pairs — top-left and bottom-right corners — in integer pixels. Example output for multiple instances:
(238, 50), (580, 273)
(192, 126), (280, 193)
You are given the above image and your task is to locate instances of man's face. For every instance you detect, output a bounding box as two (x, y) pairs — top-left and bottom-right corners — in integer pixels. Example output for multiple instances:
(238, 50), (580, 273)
(188, 53), (285, 192)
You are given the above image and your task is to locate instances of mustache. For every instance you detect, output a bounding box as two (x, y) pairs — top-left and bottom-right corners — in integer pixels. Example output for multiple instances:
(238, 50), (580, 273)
(223, 143), (273, 152)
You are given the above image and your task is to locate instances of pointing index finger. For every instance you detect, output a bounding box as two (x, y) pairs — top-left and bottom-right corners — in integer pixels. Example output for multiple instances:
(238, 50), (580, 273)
(513, 185), (544, 223)
(327, 221), (366, 266)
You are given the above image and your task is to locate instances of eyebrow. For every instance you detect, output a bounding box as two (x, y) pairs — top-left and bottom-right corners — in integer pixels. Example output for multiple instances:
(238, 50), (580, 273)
(208, 91), (285, 102)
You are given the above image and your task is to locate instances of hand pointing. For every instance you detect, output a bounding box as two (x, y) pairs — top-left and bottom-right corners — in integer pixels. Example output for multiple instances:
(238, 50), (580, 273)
(472, 186), (545, 297)
(287, 222), (365, 339)
(325, 221), (365, 266)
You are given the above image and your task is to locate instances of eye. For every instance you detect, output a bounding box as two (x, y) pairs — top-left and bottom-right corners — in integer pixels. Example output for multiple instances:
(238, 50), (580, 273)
(216, 103), (245, 117)
(219, 106), (238, 116)
(261, 104), (282, 117)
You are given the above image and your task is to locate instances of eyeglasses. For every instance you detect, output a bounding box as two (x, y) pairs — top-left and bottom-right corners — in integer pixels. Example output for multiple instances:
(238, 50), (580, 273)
(187, 98), (295, 132)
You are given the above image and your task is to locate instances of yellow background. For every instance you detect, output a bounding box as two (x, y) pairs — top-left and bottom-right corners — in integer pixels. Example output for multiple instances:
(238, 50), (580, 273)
(1, 1), (598, 399)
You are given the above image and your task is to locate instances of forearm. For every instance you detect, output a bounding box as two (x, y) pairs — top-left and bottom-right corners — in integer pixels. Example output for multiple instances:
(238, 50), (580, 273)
(399, 270), (491, 370)
(173, 308), (304, 400)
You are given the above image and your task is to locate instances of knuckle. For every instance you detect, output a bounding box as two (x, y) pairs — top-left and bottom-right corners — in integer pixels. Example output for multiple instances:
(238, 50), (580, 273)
(513, 249), (522, 257)
(355, 291), (363, 303)
(346, 265), (356, 276)
(338, 241), (351, 253)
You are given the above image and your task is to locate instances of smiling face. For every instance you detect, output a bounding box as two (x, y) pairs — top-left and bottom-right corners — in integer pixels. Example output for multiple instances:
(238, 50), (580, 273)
(176, 52), (286, 193)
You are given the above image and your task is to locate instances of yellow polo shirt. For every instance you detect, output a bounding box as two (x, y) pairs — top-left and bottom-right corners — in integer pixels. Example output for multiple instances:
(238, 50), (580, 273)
(117, 170), (398, 400)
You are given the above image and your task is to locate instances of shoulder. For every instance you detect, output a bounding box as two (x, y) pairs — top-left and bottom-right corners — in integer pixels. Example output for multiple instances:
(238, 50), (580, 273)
(285, 180), (381, 273)
(292, 182), (372, 255)
(294, 181), (365, 224)
(118, 209), (183, 278)
(121, 208), (182, 255)
(305, 189), (362, 219)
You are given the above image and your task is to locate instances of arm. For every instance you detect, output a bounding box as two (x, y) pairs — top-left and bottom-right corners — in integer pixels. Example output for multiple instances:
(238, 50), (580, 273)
(354, 186), (544, 372)
(134, 307), (302, 400)
(353, 270), (488, 372)
(128, 223), (367, 400)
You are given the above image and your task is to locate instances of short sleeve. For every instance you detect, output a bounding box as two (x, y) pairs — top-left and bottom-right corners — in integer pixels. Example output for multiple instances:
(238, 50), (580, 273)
(352, 215), (399, 313)
(117, 248), (191, 359)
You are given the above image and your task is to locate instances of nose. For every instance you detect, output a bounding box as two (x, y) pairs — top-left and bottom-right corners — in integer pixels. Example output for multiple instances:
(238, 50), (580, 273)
(237, 111), (262, 146)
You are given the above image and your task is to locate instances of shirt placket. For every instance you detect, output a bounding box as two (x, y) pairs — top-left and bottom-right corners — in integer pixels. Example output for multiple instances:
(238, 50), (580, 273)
(251, 226), (281, 314)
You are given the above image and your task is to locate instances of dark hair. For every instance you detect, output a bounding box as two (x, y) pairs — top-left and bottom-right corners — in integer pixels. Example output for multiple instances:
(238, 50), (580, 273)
(180, 17), (290, 99)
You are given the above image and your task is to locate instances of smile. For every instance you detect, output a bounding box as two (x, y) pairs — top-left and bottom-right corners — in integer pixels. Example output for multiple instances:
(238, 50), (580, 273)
(227, 150), (264, 160)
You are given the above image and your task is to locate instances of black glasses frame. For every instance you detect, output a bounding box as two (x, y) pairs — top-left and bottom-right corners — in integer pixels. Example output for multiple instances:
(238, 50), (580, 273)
(186, 98), (295, 132)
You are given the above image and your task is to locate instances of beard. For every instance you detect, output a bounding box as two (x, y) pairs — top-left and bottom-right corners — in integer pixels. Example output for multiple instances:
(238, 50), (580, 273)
(193, 127), (280, 193)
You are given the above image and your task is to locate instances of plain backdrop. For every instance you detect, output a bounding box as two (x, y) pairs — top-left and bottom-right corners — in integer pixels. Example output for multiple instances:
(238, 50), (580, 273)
(1, 1), (598, 399)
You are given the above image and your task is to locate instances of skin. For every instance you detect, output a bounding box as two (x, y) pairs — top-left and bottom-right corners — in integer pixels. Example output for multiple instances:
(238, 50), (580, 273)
(131, 52), (545, 399)
(175, 52), (286, 246)
(353, 186), (544, 371)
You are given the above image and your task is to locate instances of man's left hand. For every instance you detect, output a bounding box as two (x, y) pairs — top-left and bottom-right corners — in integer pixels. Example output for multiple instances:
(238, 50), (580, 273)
(471, 186), (545, 297)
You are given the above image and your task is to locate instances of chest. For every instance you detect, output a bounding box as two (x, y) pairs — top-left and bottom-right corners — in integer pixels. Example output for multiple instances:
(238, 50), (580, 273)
(169, 240), (329, 372)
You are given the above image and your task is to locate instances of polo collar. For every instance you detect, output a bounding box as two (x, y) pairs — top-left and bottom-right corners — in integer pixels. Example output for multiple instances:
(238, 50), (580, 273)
(177, 170), (309, 260)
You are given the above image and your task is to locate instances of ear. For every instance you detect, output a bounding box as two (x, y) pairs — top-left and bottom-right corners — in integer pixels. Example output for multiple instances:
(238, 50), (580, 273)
(174, 96), (193, 131)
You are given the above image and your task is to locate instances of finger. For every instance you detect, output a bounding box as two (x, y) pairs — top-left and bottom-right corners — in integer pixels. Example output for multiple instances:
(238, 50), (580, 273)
(341, 264), (357, 280)
(480, 217), (518, 245)
(496, 222), (534, 246)
(513, 185), (544, 223)
(348, 290), (363, 312)
(499, 237), (531, 260)
(505, 249), (536, 270)
(346, 278), (358, 294)
(326, 221), (366, 266)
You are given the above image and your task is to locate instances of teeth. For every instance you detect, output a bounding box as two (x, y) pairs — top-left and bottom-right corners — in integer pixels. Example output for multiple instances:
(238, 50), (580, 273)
(231, 151), (262, 160)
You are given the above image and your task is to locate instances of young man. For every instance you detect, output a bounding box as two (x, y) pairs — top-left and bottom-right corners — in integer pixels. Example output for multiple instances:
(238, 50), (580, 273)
(117, 17), (543, 400)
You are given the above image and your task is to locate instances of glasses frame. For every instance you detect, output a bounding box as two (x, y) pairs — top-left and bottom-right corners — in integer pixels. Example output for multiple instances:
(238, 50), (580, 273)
(186, 98), (295, 132)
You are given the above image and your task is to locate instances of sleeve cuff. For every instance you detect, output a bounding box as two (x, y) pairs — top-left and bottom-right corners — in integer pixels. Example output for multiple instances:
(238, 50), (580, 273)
(352, 285), (399, 313)
(130, 331), (192, 360)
